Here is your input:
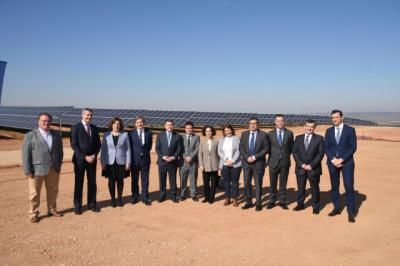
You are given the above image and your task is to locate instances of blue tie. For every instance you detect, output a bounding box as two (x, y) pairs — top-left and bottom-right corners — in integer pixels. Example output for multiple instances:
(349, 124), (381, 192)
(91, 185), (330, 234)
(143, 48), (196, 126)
(249, 132), (256, 155)
(278, 130), (283, 145)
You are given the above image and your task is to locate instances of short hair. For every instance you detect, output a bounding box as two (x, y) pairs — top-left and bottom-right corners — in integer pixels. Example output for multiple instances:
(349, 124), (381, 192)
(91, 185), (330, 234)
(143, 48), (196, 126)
(82, 107), (93, 114)
(304, 119), (316, 126)
(202, 125), (216, 136)
(222, 124), (235, 136)
(274, 114), (285, 120)
(331, 109), (343, 117)
(37, 112), (52, 122)
(135, 115), (145, 123)
(184, 121), (194, 127)
(248, 116), (258, 123)
(165, 119), (174, 125)
(107, 117), (124, 130)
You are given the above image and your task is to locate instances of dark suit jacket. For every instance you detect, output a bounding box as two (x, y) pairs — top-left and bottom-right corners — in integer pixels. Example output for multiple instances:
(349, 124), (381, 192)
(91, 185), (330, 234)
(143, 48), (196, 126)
(70, 122), (101, 165)
(292, 133), (324, 176)
(155, 131), (182, 166)
(128, 128), (153, 166)
(239, 129), (269, 169)
(267, 128), (294, 168)
(324, 124), (357, 166)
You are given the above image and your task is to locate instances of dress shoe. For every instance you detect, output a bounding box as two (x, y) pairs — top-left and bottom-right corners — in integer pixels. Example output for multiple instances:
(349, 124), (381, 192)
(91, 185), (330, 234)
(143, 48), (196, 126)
(48, 211), (63, 217)
(202, 198), (209, 203)
(117, 199), (123, 207)
(279, 203), (289, 210)
(111, 199), (117, 208)
(90, 206), (100, 213)
(255, 204), (262, 211)
(171, 197), (179, 203)
(191, 197), (199, 202)
(232, 199), (239, 207)
(29, 216), (39, 223)
(293, 204), (305, 211)
(348, 214), (356, 223)
(158, 197), (166, 203)
(208, 199), (214, 204)
(180, 195), (186, 201)
(224, 198), (231, 206)
(74, 208), (82, 215)
(266, 202), (275, 209)
(328, 209), (341, 217)
(131, 197), (139, 204)
(242, 202), (254, 210)
(143, 199), (152, 206)
(313, 208), (320, 215)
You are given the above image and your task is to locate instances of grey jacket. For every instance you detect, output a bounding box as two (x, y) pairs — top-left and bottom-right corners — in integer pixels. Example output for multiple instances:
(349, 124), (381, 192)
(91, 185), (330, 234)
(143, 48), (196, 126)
(100, 131), (131, 165)
(180, 133), (200, 167)
(22, 129), (64, 176)
(217, 136), (241, 169)
(198, 138), (219, 172)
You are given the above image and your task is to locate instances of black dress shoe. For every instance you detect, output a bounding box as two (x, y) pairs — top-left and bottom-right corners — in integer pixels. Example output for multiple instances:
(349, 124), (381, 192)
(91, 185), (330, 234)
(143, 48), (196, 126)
(180, 196), (186, 201)
(191, 197), (199, 202)
(242, 202), (254, 210)
(201, 198), (209, 203)
(348, 214), (356, 223)
(171, 197), (179, 203)
(293, 204), (305, 211)
(111, 200), (117, 208)
(142, 200), (152, 206)
(117, 200), (123, 207)
(208, 200), (214, 204)
(158, 197), (166, 203)
(90, 206), (100, 213)
(255, 204), (262, 211)
(313, 208), (320, 215)
(266, 202), (275, 209)
(279, 203), (289, 210)
(74, 208), (82, 215)
(328, 209), (341, 217)
(131, 197), (139, 204)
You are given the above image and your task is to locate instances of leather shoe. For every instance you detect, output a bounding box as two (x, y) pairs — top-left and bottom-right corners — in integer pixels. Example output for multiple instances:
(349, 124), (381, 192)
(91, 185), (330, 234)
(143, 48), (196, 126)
(131, 197), (139, 204)
(74, 209), (82, 215)
(191, 197), (199, 202)
(232, 199), (239, 207)
(111, 200), (117, 208)
(202, 198), (209, 203)
(266, 202), (275, 209)
(180, 195), (186, 201)
(293, 204), (305, 211)
(313, 208), (320, 215)
(348, 214), (356, 223)
(328, 209), (341, 217)
(224, 198), (231, 206)
(143, 199), (152, 206)
(48, 211), (63, 217)
(171, 197), (179, 203)
(255, 204), (262, 211)
(242, 202), (254, 210)
(90, 206), (100, 213)
(279, 202), (289, 210)
(29, 216), (39, 223)
(117, 200), (123, 207)
(158, 197), (166, 203)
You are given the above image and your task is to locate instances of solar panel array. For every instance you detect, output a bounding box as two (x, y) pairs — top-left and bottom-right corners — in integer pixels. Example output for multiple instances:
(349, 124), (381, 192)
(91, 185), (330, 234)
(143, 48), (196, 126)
(0, 106), (377, 130)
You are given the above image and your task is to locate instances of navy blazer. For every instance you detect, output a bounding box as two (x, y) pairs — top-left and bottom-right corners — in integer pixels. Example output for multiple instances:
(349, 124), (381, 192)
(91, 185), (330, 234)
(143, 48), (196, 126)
(239, 129), (269, 169)
(155, 131), (182, 166)
(324, 124), (357, 166)
(128, 128), (153, 166)
(70, 122), (101, 164)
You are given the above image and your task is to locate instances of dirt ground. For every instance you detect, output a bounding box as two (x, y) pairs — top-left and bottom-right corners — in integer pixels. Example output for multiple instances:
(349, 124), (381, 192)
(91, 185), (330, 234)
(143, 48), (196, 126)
(0, 126), (399, 265)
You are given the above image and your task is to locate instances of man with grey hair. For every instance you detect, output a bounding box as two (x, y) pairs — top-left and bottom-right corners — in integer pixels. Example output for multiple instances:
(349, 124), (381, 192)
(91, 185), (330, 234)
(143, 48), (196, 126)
(70, 108), (101, 214)
(22, 112), (64, 223)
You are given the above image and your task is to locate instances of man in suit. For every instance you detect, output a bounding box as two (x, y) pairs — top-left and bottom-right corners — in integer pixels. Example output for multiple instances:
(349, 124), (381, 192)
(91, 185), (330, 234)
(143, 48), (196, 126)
(267, 114), (294, 210)
(22, 112), (64, 223)
(179, 121), (200, 201)
(70, 108), (101, 214)
(239, 117), (269, 211)
(292, 119), (324, 214)
(325, 109), (357, 223)
(155, 119), (182, 203)
(128, 116), (153, 205)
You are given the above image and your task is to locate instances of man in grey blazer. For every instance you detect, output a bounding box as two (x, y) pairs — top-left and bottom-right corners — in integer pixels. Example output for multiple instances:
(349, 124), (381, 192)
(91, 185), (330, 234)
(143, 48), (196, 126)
(267, 114), (294, 210)
(239, 117), (270, 211)
(22, 113), (64, 223)
(179, 121), (200, 201)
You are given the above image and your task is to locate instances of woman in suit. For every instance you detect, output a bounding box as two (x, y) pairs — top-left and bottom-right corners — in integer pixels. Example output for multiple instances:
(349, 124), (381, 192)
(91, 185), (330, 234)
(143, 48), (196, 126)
(218, 124), (242, 207)
(198, 125), (219, 204)
(100, 117), (131, 207)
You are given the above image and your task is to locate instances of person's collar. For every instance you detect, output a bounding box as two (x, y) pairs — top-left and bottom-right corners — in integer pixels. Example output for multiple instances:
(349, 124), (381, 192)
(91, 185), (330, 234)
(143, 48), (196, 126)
(305, 133), (313, 137)
(82, 120), (89, 127)
(335, 123), (344, 130)
(276, 127), (285, 132)
(38, 128), (49, 134)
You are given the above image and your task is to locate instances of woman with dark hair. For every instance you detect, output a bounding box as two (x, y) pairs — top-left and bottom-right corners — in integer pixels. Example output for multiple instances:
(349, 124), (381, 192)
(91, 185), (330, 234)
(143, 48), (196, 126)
(100, 117), (131, 207)
(198, 125), (219, 204)
(218, 124), (242, 207)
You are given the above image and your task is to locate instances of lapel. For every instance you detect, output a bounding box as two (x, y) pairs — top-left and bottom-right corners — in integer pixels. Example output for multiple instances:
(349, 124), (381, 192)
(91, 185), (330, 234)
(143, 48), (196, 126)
(282, 128), (289, 145)
(49, 130), (57, 154)
(35, 129), (51, 153)
(304, 134), (315, 154)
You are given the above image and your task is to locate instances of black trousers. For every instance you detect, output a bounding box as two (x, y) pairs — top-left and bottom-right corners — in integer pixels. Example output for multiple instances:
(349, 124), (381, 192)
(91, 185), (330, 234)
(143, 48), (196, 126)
(131, 164), (150, 201)
(296, 173), (320, 209)
(269, 165), (290, 204)
(108, 179), (124, 201)
(73, 161), (97, 209)
(158, 163), (177, 199)
(222, 166), (241, 199)
(203, 171), (217, 203)
(243, 165), (265, 205)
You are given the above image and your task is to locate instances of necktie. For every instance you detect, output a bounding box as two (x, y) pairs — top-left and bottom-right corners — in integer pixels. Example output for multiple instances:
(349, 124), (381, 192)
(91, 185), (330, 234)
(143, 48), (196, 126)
(139, 130), (143, 145)
(85, 124), (91, 137)
(187, 135), (191, 148)
(335, 128), (341, 144)
(167, 133), (171, 147)
(278, 130), (283, 145)
(249, 132), (255, 155)
(305, 135), (310, 151)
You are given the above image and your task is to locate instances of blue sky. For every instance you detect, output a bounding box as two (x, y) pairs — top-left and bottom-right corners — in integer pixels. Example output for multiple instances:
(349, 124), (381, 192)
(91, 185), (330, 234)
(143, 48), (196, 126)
(0, 0), (399, 113)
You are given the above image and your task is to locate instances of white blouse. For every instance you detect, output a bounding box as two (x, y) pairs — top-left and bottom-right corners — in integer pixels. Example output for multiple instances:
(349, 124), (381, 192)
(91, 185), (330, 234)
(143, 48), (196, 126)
(222, 136), (233, 163)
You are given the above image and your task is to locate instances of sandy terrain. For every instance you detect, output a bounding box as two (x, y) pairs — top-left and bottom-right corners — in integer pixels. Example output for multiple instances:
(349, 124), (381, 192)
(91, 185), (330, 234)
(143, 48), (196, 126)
(0, 126), (399, 265)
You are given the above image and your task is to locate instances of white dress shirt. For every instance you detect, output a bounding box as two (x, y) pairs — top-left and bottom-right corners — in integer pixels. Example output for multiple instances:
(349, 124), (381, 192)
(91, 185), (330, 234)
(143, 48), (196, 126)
(137, 129), (145, 145)
(38, 128), (53, 150)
